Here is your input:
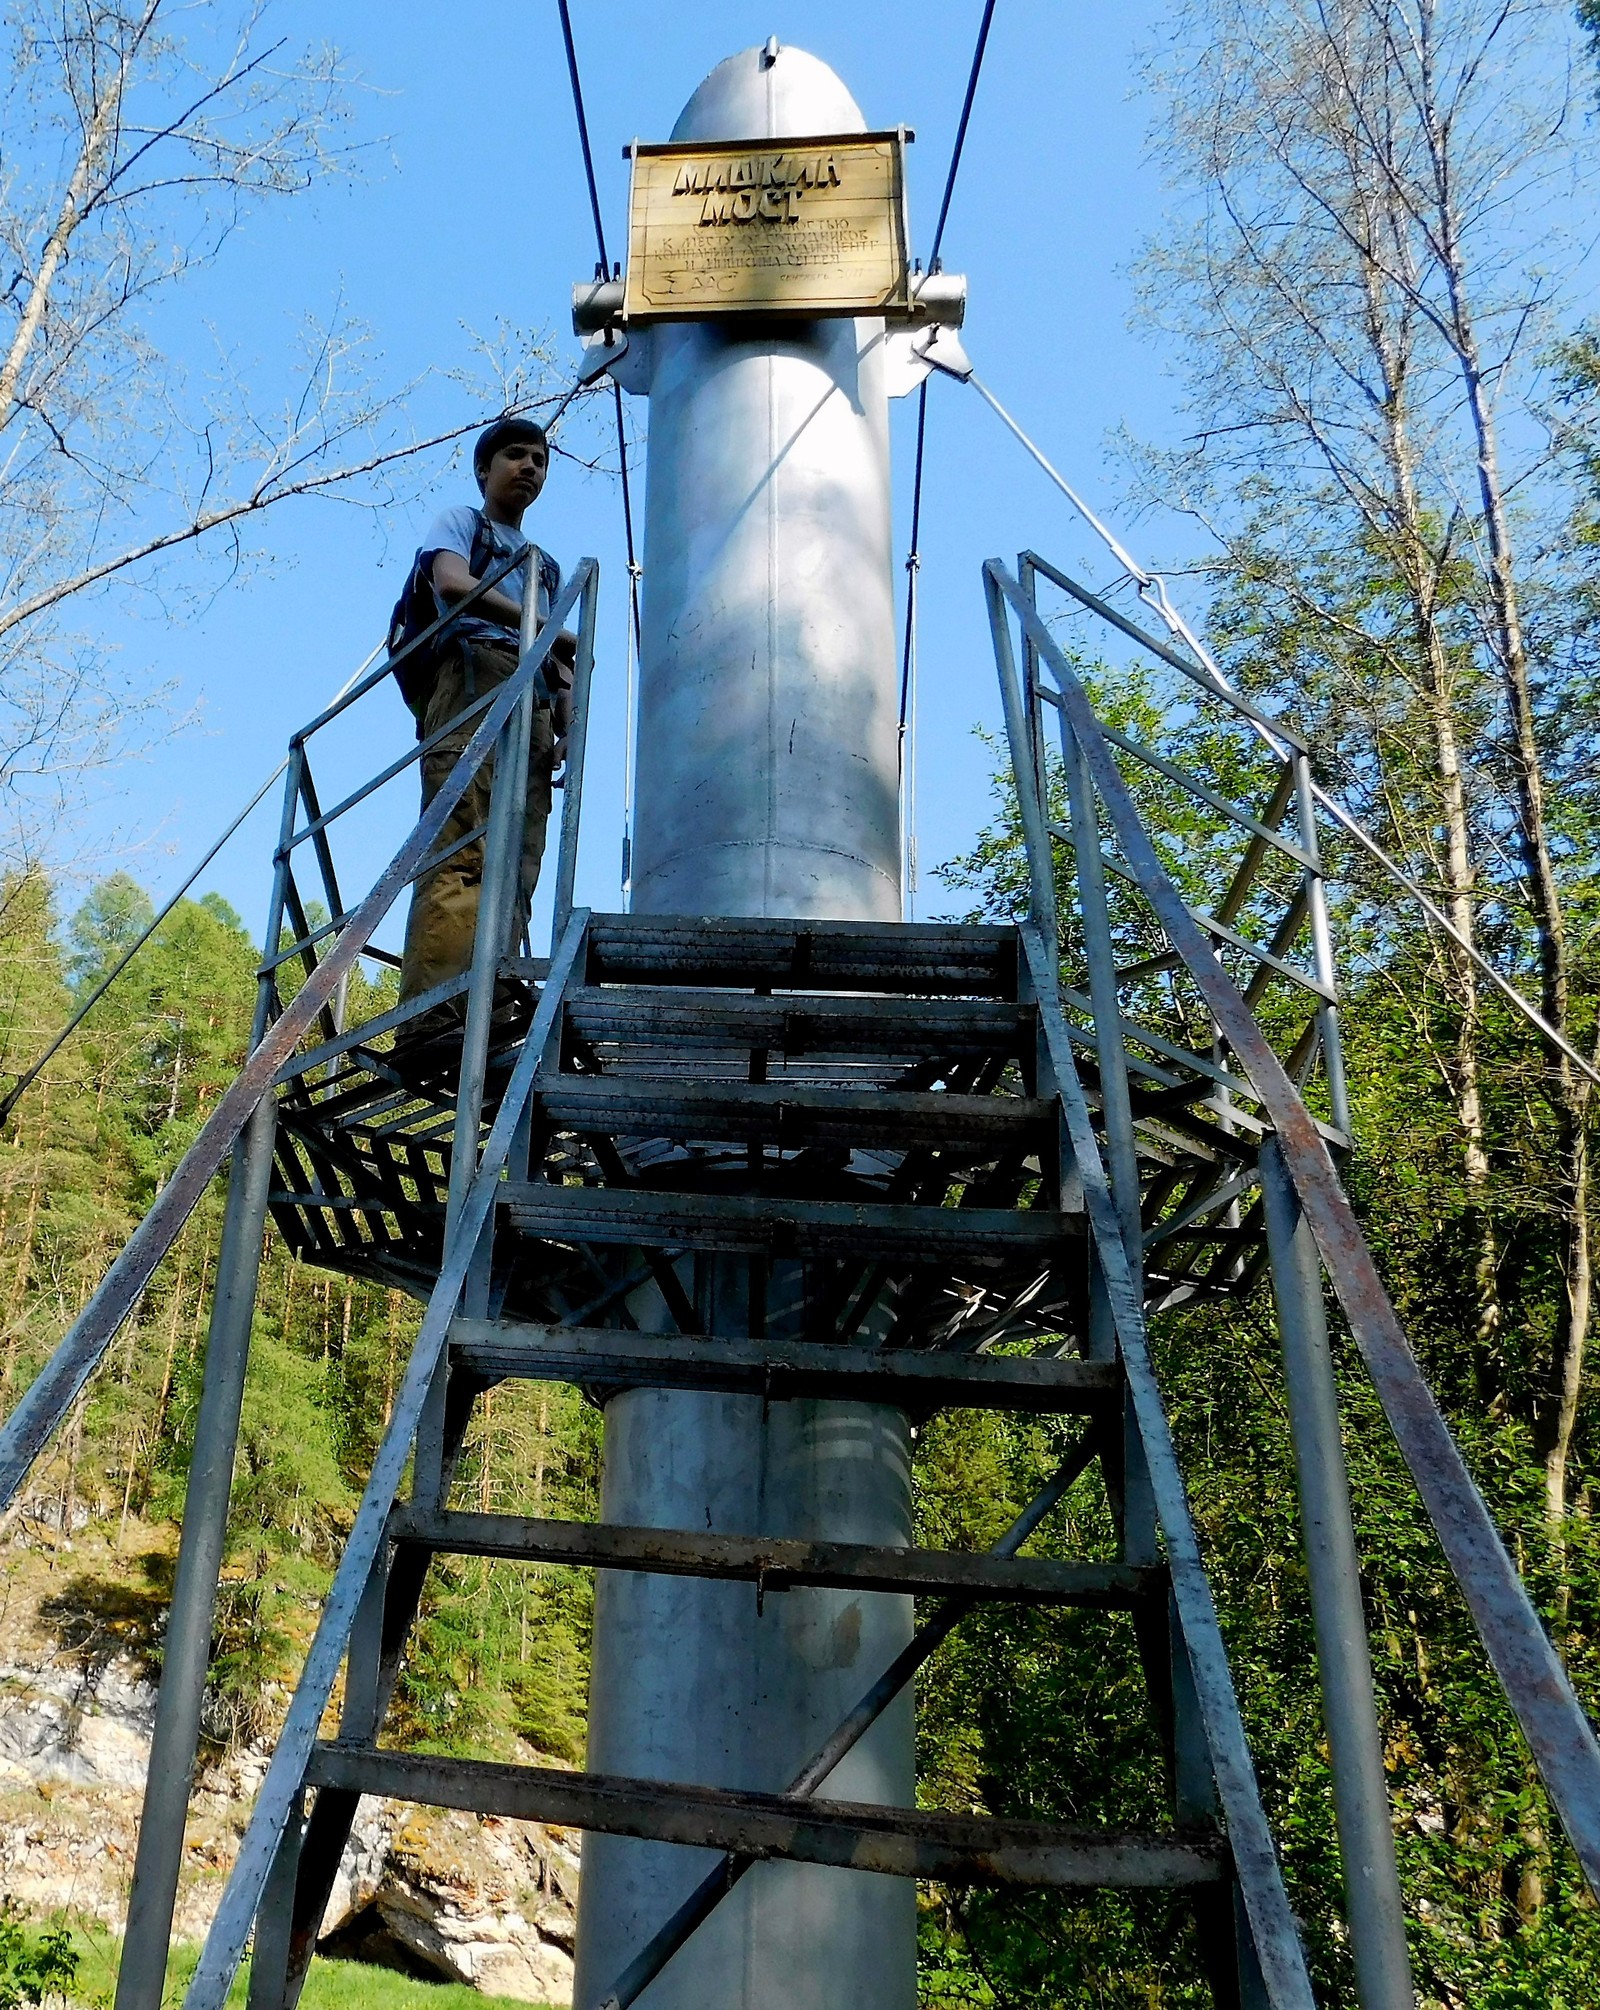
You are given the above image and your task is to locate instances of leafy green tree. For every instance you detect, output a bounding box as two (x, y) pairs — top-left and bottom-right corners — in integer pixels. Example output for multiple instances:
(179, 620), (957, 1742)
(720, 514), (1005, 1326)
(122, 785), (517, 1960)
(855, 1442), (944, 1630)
(3, 863), (600, 1770)
(0, 1907), (77, 2010)
(921, 706), (1600, 2002)
(396, 1379), (601, 1765)
(66, 873), (154, 989)
(1138, 0), (1600, 1529)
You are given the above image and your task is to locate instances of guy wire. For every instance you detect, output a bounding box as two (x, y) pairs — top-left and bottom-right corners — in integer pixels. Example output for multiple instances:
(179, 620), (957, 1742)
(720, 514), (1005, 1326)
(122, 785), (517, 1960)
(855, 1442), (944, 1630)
(558, 0), (643, 900)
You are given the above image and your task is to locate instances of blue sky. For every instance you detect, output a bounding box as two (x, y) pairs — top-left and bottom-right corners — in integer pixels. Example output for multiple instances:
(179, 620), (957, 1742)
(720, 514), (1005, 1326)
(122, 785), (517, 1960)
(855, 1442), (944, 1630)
(77, 0), (1194, 953)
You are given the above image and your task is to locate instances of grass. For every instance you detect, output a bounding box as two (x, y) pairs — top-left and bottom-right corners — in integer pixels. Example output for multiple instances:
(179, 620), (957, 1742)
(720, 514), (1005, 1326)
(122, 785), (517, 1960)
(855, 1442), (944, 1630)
(8, 1922), (553, 2010)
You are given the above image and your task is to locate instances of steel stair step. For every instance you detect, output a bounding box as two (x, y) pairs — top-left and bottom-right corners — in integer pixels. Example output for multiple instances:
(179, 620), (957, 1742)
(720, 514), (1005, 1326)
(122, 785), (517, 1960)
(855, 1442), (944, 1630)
(305, 1743), (1227, 1891)
(393, 1509), (1155, 1606)
(537, 1076), (1052, 1152)
(584, 913), (1018, 997)
(561, 987), (1033, 1060)
(499, 1182), (1076, 1264)
(448, 1320), (1120, 1412)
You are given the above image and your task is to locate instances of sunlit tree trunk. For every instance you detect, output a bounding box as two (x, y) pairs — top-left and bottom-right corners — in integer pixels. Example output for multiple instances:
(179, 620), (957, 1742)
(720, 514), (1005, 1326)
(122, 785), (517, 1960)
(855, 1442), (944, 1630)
(1412, 12), (1591, 1518)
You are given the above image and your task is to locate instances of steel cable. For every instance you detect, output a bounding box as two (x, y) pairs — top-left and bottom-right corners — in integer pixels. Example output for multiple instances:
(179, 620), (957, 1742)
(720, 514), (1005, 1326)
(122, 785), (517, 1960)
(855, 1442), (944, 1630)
(557, 0), (610, 276)
(965, 367), (1600, 1092)
(898, 0), (1001, 911)
(930, 0), (998, 269)
(556, 0), (644, 897)
(898, 386), (928, 913)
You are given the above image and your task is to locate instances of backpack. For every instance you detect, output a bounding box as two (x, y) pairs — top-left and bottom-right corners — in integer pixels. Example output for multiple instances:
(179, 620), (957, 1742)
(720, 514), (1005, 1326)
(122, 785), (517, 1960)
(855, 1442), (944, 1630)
(388, 510), (528, 719)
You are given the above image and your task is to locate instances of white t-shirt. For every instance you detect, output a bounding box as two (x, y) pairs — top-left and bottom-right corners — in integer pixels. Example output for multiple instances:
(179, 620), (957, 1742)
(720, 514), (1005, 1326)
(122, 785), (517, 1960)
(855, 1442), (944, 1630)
(418, 505), (560, 647)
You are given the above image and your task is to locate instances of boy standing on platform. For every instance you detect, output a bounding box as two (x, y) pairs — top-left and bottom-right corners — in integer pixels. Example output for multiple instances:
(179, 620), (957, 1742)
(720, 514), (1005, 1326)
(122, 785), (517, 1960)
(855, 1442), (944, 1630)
(397, 416), (571, 1020)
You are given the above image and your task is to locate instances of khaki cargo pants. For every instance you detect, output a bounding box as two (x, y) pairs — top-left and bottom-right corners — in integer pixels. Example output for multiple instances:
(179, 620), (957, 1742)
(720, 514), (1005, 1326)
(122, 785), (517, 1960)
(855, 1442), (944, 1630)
(398, 636), (556, 1003)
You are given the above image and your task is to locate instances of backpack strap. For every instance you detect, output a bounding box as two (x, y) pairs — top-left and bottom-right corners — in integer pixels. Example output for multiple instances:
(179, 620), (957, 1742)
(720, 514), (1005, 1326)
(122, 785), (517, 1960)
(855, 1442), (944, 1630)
(537, 546), (562, 616)
(451, 510), (534, 702)
(465, 507), (494, 578)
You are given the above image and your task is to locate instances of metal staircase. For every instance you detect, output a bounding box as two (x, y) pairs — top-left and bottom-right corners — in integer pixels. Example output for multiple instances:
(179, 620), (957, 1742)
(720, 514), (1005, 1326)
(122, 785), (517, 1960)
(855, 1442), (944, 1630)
(3, 545), (1598, 2010)
(229, 899), (1311, 2010)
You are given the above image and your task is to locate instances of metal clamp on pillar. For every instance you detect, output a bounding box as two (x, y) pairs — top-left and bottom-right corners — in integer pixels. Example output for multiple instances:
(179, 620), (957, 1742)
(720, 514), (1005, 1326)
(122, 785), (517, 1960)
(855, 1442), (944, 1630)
(572, 267), (966, 337)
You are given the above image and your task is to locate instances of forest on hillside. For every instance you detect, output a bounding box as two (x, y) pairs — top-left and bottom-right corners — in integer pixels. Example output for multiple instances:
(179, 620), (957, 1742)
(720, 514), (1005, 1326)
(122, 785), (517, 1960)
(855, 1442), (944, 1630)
(7, 2), (1600, 2008)
(0, 871), (598, 1775)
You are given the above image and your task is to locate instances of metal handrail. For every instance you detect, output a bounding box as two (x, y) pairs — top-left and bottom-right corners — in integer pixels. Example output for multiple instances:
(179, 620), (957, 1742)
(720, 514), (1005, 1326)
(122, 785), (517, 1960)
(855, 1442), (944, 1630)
(290, 545), (531, 745)
(977, 381), (1600, 1092)
(1093, 716), (1318, 871)
(1016, 555), (1348, 1139)
(1041, 819), (1337, 1005)
(1020, 550), (1312, 752)
(182, 911), (592, 2010)
(1019, 926), (1316, 2006)
(981, 552), (1319, 1995)
(986, 554), (1600, 1895)
(263, 558), (600, 1001)
(0, 564), (596, 1517)
(279, 690), (499, 856)
(549, 542), (601, 950)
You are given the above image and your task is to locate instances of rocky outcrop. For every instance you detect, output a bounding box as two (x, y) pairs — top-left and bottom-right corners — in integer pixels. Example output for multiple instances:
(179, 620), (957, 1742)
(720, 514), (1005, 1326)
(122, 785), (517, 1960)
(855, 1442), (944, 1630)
(0, 1648), (229, 1944)
(320, 1800), (578, 2006)
(0, 1653), (156, 1790)
(0, 1534), (578, 2005)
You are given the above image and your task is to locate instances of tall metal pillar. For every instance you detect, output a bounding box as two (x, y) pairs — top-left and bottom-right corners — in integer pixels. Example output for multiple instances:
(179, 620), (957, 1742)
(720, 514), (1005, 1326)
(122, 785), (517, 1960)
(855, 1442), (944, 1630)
(115, 1097), (279, 2010)
(1259, 1140), (1415, 2010)
(572, 43), (915, 2010)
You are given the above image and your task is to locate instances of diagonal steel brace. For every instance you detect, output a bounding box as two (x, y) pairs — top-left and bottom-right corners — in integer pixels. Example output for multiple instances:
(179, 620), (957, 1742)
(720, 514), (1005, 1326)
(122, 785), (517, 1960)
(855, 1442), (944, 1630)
(594, 1422), (1107, 2010)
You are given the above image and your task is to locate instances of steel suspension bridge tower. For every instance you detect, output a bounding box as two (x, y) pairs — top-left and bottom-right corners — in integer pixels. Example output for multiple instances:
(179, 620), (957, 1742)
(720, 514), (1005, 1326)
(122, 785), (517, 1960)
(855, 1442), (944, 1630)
(574, 44), (916, 2010)
(1, 31), (1599, 2010)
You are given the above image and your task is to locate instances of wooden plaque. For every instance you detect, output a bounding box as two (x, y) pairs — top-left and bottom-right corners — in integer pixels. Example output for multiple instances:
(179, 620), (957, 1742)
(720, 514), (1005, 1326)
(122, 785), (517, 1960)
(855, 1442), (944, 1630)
(622, 130), (911, 322)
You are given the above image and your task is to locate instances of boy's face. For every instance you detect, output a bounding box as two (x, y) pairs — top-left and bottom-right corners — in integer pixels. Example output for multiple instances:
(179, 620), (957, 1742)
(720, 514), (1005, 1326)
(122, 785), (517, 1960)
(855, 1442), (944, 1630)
(483, 438), (549, 512)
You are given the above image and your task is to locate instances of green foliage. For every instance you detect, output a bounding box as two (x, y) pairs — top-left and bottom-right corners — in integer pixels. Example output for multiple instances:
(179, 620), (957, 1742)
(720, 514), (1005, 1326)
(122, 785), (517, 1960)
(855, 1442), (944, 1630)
(0, 868), (590, 1771)
(11, 774), (1600, 2010)
(0, 1908), (78, 2010)
(66, 875), (155, 991)
(395, 1380), (601, 1764)
(921, 654), (1600, 2003)
(910, 1317), (1600, 2005)
(11, 1923), (551, 2010)
(290, 1963), (553, 2010)
(913, 1402), (1220, 2006)
(1581, 0), (1600, 83)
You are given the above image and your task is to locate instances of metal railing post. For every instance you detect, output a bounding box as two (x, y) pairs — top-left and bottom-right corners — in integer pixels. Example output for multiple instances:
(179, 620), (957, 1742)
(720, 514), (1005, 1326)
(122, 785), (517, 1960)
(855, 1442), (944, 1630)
(449, 693), (532, 1237)
(984, 567), (1057, 945)
(114, 1094), (280, 2010)
(415, 582), (546, 1503)
(550, 562), (600, 953)
(1259, 1139), (1414, 2010)
(1019, 553), (1049, 819)
(183, 915), (590, 2010)
(114, 743), (311, 2010)
(1055, 713), (1142, 1270)
(1019, 924), (1317, 2010)
(260, 746), (308, 1027)
(1293, 751), (1351, 1137)
(410, 733), (524, 1491)
(995, 554), (1600, 1893)
(0, 568), (593, 1530)
(297, 759), (345, 929)
(249, 1789), (309, 2010)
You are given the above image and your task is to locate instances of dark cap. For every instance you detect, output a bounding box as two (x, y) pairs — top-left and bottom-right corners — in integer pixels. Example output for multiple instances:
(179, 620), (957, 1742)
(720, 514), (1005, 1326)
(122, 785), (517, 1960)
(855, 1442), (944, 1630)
(473, 414), (549, 478)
